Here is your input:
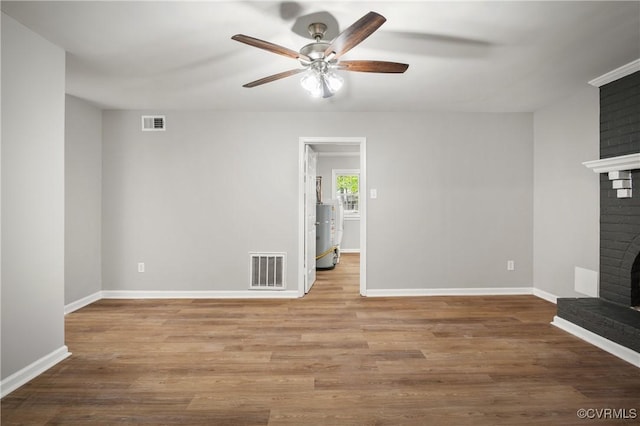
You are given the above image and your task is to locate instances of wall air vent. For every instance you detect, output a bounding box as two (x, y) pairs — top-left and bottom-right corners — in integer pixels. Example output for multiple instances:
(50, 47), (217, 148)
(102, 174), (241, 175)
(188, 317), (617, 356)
(249, 253), (286, 290)
(141, 115), (166, 131)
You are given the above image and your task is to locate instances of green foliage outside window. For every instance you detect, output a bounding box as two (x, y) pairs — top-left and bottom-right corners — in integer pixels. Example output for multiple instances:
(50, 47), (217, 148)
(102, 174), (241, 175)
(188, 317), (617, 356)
(336, 174), (359, 213)
(336, 175), (359, 194)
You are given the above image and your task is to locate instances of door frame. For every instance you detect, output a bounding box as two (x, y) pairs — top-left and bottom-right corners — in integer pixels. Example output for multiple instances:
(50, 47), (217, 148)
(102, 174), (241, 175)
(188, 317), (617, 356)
(303, 145), (318, 294)
(298, 136), (367, 297)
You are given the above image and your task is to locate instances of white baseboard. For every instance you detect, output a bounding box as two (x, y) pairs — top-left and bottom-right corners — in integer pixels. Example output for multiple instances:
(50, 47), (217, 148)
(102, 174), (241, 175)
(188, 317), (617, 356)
(101, 290), (299, 299)
(365, 287), (534, 297)
(532, 288), (558, 304)
(339, 249), (360, 254)
(66, 287), (557, 302)
(367, 286), (561, 304)
(552, 316), (640, 368)
(0, 346), (71, 398)
(64, 291), (103, 315)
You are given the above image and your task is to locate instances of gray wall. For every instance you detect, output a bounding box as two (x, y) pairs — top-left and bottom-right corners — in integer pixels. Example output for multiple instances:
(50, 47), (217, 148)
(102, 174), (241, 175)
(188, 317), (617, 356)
(340, 220), (360, 253)
(65, 95), (102, 304)
(316, 154), (360, 252)
(102, 111), (300, 292)
(367, 113), (533, 289)
(1, 13), (66, 379)
(102, 111), (533, 292)
(533, 86), (600, 298)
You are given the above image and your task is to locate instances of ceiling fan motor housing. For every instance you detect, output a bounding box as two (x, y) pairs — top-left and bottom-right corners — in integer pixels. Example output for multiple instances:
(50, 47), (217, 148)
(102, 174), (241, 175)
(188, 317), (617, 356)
(300, 41), (331, 62)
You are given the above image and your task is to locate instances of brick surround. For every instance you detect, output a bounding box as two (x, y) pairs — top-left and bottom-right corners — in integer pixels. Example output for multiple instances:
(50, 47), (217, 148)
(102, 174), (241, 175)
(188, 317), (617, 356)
(599, 71), (640, 307)
(556, 70), (640, 353)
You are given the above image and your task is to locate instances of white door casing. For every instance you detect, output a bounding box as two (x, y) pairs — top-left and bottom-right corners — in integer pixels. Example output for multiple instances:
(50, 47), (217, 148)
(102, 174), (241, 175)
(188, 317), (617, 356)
(298, 137), (366, 297)
(304, 145), (317, 293)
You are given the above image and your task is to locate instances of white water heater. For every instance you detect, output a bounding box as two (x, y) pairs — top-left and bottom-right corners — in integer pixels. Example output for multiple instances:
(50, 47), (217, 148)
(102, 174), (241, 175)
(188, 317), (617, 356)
(316, 201), (344, 270)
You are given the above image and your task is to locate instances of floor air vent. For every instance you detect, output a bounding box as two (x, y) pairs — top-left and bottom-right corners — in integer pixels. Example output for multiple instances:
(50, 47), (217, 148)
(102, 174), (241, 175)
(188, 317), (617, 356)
(249, 253), (286, 289)
(141, 115), (166, 131)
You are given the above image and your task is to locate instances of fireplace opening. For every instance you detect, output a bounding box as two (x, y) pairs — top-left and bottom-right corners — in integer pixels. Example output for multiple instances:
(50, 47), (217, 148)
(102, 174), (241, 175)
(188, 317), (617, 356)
(632, 252), (640, 310)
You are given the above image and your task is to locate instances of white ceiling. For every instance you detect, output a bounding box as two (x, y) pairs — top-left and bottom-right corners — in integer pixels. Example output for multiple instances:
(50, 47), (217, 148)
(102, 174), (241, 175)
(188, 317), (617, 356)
(3, 1), (639, 112)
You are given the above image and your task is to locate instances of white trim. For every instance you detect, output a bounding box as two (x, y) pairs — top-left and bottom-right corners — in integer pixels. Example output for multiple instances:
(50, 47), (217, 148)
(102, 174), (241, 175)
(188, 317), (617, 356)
(64, 286), (557, 303)
(552, 316), (640, 368)
(582, 153), (640, 173)
(299, 137), (366, 145)
(64, 291), (103, 315)
(365, 287), (534, 297)
(366, 286), (562, 303)
(588, 59), (640, 87)
(317, 152), (359, 158)
(340, 248), (360, 254)
(66, 289), (300, 309)
(532, 288), (558, 304)
(359, 140), (367, 297)
(298, 140), (305, 297)
(101, 290), (299, 299)
(0, 346), (71, 398)
(298, 137), (367, 297)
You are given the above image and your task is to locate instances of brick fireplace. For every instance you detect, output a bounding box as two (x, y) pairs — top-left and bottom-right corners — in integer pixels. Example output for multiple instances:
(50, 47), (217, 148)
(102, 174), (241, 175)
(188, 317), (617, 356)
(556, 67), (640, 357)
(599, 163), (640, 309)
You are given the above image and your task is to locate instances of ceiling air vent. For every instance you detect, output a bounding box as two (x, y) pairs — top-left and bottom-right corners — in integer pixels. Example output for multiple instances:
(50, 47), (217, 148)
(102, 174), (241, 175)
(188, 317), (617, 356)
(141, 115), (166, 131)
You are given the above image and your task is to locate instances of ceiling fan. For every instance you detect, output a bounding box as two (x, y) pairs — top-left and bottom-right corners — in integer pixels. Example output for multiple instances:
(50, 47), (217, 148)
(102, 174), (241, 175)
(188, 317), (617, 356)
(231, 11), (409, 98)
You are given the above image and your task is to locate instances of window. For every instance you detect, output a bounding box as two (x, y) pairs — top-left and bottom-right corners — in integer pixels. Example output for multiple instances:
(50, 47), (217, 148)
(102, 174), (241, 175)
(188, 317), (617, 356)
(332, 169), (360, 218)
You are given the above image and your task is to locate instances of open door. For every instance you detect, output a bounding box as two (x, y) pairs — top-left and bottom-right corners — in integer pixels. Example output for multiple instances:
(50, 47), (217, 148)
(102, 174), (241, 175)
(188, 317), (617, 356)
(299, 137), (366, 297)
(304, 145), (318, 293)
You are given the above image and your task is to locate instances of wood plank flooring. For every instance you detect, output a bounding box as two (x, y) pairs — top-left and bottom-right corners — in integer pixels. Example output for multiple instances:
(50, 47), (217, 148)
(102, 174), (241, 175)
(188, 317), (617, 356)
(2, 253), (639, 425)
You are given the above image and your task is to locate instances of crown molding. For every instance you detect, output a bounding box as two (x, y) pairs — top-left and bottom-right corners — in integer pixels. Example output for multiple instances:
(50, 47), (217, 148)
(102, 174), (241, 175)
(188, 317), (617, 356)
(588, 59), (640, 87)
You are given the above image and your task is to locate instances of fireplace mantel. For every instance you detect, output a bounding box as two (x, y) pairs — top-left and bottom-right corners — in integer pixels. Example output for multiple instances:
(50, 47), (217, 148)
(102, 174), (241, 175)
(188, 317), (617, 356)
(582, 153), (640, 173)
(583, 153), (640, 198)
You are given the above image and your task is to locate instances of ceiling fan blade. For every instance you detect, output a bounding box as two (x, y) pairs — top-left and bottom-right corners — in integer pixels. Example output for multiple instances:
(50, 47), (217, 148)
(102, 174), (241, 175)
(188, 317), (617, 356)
(324, 11), (386, 60)
(242, 68), (306, 88)
(231, 34), (311, 62)
(338, 60), (409, 73)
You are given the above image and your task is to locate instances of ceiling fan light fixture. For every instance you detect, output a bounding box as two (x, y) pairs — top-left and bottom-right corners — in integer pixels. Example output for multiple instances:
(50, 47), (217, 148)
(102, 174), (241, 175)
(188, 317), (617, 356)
(300, 69), (324, 97)
(324, 70), (343, 93)
(300, 61), (343, 98)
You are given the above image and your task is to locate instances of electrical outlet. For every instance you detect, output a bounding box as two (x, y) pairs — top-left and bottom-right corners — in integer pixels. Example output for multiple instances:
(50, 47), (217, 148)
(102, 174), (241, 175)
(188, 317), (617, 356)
(138, 262), (145, 273)
(507, 260), (515, 271)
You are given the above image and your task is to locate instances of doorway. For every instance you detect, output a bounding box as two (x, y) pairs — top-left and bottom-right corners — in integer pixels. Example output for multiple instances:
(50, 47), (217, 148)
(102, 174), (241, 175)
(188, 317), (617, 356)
(298, 137), (366, 297)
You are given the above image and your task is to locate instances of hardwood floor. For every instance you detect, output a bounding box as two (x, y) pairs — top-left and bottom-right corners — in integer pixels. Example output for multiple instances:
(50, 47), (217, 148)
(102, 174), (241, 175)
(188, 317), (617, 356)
(2, 253), (639, 425)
